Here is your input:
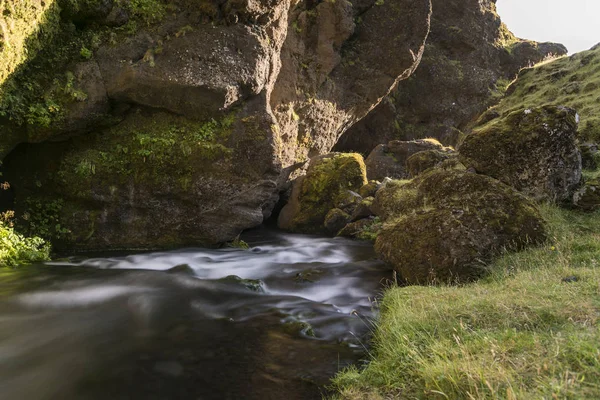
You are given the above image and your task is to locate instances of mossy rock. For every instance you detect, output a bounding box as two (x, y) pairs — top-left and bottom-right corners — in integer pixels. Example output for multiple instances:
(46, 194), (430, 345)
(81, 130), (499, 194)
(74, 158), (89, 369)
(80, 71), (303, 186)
(358, 180), (381, 198)
(4, 108), (278, 250)
(324, 208), (351, 234)
(373, 169), (547, 284)
(338, 218), (375, 239)
(278, 153), (367, 234)
(572, 179), (600, 211)
(480, 45), (600, 143)
(406, 149), (454, 178)
(365, 139), (448, 181)
(460, 105), (582, 203)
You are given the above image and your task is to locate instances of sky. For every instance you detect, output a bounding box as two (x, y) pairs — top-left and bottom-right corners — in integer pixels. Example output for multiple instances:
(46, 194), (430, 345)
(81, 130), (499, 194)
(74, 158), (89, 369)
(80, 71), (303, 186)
(496, 0), (600, 54)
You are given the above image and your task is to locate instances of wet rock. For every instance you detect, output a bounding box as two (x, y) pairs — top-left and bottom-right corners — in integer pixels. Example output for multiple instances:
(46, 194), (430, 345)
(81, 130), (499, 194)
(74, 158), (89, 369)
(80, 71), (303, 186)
(572, 179), (600, 211)
(374, 169), (547, 284)
(167, 264), (196, 275)
(460, 106), (582, 202)
(219, 275), (265, 293)
(365, 139), (447, 181)
(278, 153), (367, 234)
(324, 209), (351, 235)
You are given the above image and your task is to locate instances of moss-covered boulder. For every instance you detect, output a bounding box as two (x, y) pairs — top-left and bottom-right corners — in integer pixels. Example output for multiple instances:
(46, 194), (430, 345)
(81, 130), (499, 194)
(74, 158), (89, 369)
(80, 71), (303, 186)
(5, 109), (278, 250)
(278, 153), (367, 234)
(460, 106), (582, 202)
(572, 179), (600, 211)
(358, 180), (380, 198)
(374, 170), (547, 284)
(365, 139), (449, 181)
(406, 149), (455, 177)
(324, 208), (351, 235)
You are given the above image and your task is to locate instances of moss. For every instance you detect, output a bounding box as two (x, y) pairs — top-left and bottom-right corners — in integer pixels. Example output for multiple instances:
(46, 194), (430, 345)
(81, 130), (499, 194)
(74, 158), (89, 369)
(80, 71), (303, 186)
(0, 0), (169, 132)
(288, 153), (368, 233)
(373, 170), (547, 284)
(485, 45), (600, 142)
(56, 110), (236, 194)
(461, 105), (581, 202)
(406, 149), (453, 178)
(358, 180), (380, 198)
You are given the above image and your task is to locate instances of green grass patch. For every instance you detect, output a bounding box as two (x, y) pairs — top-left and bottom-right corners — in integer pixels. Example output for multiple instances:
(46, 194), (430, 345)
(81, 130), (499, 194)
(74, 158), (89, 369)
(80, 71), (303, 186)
(485, 45), (600, 142)
(331, 204), (600, 399)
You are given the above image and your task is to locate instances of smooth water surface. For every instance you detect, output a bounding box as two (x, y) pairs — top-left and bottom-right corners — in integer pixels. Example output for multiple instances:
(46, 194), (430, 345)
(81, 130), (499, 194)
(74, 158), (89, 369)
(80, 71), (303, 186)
(0, 230), (390, 400)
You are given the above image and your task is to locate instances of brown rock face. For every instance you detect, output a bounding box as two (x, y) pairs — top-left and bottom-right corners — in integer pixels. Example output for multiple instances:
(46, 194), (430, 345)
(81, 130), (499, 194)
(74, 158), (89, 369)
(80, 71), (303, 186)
(334, 0), (567, 153)
(2, 0), (431, 250)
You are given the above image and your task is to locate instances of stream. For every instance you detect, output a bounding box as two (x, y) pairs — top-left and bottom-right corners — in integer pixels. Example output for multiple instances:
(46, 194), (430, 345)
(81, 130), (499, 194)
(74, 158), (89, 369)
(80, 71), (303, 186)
(0, 229), (390, 400)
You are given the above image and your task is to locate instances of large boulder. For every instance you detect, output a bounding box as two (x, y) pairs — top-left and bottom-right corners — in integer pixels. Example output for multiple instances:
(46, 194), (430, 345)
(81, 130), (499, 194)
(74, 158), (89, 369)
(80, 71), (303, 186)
(335, 0), (567, 152)
(277, 153), (367, 234)
(365, 139), (448, 181)
(1, 0), (432, 250)
(374, 170), (547, 284)
(406, 149), (456, 178)
(459, 105), (582, 202)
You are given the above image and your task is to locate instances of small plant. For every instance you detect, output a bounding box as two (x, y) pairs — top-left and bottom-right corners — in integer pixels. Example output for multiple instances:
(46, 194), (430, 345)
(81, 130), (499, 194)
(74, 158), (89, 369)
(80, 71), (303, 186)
(0, 222), (50, 267)
(80, 46), (93, 60)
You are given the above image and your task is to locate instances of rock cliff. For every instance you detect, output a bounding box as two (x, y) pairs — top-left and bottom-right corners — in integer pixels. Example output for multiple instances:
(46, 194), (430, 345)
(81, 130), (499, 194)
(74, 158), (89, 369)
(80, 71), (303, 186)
(0, 0), (431, 250)
(334, 0), (567, 153)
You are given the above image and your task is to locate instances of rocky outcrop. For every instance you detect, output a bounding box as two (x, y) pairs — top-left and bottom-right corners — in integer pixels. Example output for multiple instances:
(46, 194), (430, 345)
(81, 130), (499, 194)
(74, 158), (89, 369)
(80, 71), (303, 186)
(365, 139), (449, 181)
(474, 44), (600, 144)
(278, 153), (367, 234)
(459, 106), (582, 203)
(1, 0), (432, 250)
(373, 170), (547, 284)
(335, 0), (567, 153)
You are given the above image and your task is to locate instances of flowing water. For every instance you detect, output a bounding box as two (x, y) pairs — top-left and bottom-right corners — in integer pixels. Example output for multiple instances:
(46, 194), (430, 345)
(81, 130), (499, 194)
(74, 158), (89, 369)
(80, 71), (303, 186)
(0, 229), (390, 400)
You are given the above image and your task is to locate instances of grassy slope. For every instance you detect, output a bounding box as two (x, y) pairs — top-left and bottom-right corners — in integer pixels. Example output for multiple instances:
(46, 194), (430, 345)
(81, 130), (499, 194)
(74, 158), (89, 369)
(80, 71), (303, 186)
(485, 45), (600, 142)
(331, 202), (600, 399)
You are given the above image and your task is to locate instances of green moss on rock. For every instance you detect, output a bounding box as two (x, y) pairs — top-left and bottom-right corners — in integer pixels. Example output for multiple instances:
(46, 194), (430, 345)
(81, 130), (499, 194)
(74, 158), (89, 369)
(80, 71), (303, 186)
(278, 153), (368, 234)
(483, 45), (600, 143)
(373, 169), (547, 284)
(406, 149), (454, 178)
(460, 105), (582, 202)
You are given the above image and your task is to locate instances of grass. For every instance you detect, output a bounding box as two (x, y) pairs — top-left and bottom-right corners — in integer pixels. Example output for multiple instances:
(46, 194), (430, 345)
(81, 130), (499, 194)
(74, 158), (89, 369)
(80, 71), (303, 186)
(331, 203), (600, 399)
(485, 45), (600, 142)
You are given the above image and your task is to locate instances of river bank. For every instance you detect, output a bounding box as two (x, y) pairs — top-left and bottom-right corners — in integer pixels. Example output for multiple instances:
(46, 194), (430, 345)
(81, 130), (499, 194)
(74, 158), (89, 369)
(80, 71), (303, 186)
(331, 204), (600, 399)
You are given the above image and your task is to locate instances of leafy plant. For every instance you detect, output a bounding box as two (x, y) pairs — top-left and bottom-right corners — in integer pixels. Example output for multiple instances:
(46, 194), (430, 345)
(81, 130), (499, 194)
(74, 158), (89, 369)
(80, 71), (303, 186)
(0, 222), (50, 267)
